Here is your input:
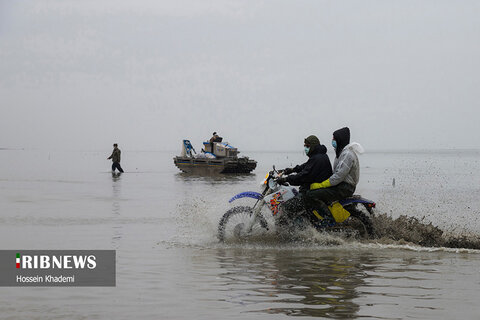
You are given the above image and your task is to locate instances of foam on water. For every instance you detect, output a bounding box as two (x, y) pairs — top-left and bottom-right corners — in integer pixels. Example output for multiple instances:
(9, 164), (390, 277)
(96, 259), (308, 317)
(357, 242), (480, 254)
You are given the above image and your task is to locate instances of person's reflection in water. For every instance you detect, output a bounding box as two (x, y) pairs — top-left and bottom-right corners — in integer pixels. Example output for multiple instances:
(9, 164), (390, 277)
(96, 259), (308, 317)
(112, 171), (122, 181)
(111, 172), (122, 215)
(111, 172), (123, 248)
(216, 248), (374, 318)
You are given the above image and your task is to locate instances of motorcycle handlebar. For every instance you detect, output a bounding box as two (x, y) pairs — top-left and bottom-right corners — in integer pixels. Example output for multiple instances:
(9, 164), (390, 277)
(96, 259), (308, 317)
(274, 177), (289, 186)
(270, 165), (287, 184)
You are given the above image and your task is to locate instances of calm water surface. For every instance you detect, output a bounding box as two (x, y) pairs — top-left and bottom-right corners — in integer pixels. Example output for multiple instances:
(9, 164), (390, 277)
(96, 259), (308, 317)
(1, 149), (479, 319)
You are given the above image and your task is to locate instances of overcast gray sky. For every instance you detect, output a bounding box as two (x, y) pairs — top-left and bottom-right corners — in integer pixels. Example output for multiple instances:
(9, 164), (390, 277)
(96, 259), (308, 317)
(1, 0), (479, 152)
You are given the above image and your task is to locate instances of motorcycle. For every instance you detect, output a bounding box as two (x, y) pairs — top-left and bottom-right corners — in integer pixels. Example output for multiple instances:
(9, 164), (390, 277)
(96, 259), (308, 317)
(218, 166), (376, 242)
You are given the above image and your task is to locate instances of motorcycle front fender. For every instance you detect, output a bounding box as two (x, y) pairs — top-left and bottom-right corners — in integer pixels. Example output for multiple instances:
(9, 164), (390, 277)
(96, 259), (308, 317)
(229, 191), (263, 203)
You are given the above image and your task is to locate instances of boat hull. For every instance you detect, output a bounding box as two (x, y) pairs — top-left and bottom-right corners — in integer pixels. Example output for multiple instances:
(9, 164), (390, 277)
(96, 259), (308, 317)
(173, 156), (256, 174)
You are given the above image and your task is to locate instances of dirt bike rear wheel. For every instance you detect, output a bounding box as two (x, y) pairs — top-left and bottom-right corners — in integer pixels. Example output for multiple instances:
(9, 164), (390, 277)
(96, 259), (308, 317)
(345, 208), (374, 238)
(218, 206), (269, 242)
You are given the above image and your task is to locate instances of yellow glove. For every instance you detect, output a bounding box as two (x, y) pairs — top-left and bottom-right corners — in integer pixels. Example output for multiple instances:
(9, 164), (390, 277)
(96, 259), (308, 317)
(310, 179), (331, 190)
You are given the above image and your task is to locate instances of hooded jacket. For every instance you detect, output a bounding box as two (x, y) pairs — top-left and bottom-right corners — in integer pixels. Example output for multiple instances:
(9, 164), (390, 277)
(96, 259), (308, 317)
(330, 143), (361, 187)
(310, 127), (363, 190)
(286, 144), (333, 188)
(333, 127), (350, 158)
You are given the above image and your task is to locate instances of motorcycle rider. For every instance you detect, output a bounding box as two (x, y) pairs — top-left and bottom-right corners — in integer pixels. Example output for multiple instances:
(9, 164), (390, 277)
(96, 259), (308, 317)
(304, 127), (363, 222)
(276, 135), (332, 223)
(277, 135), (332, 191)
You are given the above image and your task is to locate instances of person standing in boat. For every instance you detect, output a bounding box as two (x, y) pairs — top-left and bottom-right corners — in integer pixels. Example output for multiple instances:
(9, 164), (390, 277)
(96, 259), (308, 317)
(210, 132), (220, 143)
(107, 143), (124, 173)
(209, 132), (221, 153)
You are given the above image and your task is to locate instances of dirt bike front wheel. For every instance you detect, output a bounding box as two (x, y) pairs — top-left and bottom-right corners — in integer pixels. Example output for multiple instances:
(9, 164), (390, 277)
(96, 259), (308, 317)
(218, 206), (269, 242)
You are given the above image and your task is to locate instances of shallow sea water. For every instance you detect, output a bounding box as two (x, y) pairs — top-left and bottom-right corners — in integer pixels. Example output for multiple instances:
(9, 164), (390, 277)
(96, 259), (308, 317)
(0, 149), (480, 319)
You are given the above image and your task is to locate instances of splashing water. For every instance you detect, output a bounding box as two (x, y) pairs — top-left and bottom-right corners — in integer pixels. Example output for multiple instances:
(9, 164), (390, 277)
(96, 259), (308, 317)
(172, 196), (480, 251)
(372, 213), (480, 249)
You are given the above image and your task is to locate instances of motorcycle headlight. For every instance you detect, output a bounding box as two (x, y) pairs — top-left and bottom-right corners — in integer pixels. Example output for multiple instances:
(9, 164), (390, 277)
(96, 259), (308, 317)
(261, 173), (269, 185)
(268, 178), (277, 189)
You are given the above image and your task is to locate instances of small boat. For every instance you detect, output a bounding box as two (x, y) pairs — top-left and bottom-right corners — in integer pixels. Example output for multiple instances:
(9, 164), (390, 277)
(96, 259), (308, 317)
(174, 139), (257, 174)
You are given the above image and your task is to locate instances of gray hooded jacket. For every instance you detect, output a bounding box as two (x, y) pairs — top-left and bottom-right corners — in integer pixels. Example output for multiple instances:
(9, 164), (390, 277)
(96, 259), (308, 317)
(329, 143), (362, 187)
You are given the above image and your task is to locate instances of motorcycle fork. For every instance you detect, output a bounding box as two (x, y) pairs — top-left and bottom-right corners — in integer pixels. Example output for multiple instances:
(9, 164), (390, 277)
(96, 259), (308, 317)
(243, 187), (271, 234)
(244, 194), (268, 234)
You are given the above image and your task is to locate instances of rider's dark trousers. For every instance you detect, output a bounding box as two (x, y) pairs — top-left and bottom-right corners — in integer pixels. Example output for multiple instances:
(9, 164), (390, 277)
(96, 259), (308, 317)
(112, 162), (124, 173)
(304, 182), (355, 221)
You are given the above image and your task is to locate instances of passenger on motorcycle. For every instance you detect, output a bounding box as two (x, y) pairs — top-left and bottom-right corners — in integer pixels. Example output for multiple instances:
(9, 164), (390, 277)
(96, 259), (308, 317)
(304, 127), (364, 222)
